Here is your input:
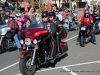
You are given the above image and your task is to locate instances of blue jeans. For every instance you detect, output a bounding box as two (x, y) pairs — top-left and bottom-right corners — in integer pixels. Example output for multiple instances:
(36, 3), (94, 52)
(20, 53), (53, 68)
(18, 30), (21, 40)
(72, 21), (77, 30)
(77, 25), (96, 42)
(13, 33), (21, 49)
(91, 26), (96, 42)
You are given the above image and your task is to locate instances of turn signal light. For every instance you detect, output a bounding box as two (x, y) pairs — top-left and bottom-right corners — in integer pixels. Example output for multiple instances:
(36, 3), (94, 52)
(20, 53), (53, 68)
(22, 46), (26, 50)
(34, 46), (38, 50)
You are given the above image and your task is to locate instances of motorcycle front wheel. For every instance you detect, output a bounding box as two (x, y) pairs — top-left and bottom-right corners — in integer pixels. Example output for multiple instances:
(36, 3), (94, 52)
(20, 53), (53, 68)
(80, 36), (85, 47)
(0, 40), (8, 53)
(19, 54), (37, 75)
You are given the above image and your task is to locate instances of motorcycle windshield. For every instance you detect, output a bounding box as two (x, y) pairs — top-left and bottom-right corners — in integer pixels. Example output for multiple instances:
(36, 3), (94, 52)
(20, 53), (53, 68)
(0, 20), (6, 25)
(28, 24), (44, 28)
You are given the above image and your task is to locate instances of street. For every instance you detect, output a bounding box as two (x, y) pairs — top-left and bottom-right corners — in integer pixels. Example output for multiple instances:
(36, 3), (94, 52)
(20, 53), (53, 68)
(0, 31), (100, 75)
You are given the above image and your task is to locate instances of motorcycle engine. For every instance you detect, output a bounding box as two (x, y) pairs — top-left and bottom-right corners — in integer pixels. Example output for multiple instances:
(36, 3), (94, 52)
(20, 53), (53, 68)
(5, 32), (12, 38)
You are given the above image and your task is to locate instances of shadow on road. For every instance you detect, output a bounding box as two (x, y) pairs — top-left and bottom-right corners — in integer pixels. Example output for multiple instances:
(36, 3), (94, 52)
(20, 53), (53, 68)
(7, 47), (18, 52)
(0, 47), (18, 54)
(41, 53), (68, 68)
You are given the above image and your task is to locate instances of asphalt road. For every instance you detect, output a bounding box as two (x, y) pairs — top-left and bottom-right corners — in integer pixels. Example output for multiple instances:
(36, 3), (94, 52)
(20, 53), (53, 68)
(0, 31), (100, 75)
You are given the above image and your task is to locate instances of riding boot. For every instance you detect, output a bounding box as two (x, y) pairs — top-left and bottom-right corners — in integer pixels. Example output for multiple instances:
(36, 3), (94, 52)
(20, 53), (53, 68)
(49, 38), (57, 60)
(56, 36), (61, 53)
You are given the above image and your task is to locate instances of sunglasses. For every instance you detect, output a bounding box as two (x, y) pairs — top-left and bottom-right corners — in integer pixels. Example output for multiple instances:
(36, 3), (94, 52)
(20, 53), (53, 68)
(42, 16), (48, 18)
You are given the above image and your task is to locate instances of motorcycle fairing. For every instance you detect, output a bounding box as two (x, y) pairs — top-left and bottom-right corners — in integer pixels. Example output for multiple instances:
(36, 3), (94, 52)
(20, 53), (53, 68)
(0, 26), (11, 35)
(21, 28), (49, 40)
(18, 50), (31, 58)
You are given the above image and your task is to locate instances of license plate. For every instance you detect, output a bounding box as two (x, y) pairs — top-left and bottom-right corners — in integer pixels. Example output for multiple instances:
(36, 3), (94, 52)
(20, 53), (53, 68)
(81, 27), (86, 30)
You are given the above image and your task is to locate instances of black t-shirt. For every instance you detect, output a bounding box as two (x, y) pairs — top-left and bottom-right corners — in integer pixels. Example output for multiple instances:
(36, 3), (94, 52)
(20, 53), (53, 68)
(5, 2), (9, 7)
(92, 13), (100, 22)
(43, 21), (57, 34)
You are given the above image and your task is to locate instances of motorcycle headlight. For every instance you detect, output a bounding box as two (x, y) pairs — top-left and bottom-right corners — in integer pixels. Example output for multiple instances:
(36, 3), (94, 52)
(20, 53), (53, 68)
(20, 40), (24, 45)
(33, 39), (38, 44)
(25, 38), (31, 45)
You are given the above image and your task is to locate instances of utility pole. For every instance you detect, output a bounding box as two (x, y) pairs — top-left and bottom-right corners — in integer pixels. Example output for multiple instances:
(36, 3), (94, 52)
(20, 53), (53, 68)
(68, 0), (72, 9)
(39, 0), (40, 9)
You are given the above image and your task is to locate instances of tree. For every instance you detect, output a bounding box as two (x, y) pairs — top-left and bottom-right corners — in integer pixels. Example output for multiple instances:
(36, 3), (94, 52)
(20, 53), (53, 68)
(9, 0), (17, 2)
(71, 0), (81, 2)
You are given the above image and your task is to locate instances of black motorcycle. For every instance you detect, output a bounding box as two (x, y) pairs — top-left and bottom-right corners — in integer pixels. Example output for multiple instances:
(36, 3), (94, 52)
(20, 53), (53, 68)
(18, 24), (68, 75)
(93, 22), (100, 34)
(79, 24), (91, 47)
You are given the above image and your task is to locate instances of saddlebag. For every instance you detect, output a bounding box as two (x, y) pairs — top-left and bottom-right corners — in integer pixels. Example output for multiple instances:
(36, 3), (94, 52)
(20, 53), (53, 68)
(60, 42), (68, 53)
(61, 29), (68, 39)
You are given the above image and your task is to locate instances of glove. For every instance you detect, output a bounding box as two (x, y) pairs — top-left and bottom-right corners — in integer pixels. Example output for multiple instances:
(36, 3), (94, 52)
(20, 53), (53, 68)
(11, 30), (15, 33)
(90, 23), (93, 26)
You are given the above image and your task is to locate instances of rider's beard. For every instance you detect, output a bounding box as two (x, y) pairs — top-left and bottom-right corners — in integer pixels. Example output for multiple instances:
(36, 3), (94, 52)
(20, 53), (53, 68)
(85, 15), (89, 18)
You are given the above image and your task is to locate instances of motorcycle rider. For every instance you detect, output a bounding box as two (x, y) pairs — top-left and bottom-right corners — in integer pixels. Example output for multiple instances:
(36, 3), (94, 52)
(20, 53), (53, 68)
(16, 13), (25, 40)
(66, 10), (77, 30)
(48, 11), (64, 53)
(41, 11), (57, 60)
(4, 10), (9, 23)
(92, 9), (100, 30)
(76, 10), (97, 45)
(8, 14), (22, 51)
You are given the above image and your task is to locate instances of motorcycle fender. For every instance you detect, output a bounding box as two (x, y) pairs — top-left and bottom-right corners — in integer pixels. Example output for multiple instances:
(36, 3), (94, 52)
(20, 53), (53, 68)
(18, 50), (31, 58)
(81, 32), (86, 36)
(60, 42), (68, 53)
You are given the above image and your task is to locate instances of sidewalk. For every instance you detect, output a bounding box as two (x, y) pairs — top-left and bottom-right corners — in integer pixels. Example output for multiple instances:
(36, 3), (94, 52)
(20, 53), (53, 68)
(77, 11), (83, 20)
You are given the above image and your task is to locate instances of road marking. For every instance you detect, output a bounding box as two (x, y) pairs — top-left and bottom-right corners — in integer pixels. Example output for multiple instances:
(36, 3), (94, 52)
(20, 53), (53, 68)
(62, 67), (78, 75)
(64, 35), (78, 42)
(0, 62), (19, 72)
(15, 61), (100, 75)
(0, 35), (77, 72)
(97, 61), (100, 63)
(36, 61), (100, 72)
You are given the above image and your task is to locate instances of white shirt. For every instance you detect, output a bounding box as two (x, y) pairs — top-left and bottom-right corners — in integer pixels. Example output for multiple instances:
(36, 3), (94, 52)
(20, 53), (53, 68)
(56, 14), (62, 21)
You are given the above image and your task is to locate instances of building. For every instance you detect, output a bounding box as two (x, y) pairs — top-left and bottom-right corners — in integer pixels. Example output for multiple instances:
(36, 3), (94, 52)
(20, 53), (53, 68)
(84, 0), (100, 6)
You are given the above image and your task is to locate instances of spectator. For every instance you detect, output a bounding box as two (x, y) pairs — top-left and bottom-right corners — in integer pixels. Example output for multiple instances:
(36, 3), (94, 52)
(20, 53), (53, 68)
(24, 11), (30, 28)
(5, 0), (10, 11)
(28, 7), (34, 19)
(4, 10), (9, 21)
(34, 12), (42, 25)
(55, 10), (62, 21)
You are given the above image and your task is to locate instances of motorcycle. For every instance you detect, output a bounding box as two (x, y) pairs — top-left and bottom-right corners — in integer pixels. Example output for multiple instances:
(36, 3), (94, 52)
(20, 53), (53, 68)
(93, 22), (100, 34)
(65, 16), (74, 31)
(0, 20), (16, 53)
(79, 24), (91, 47)
(18, 24), (68, 75)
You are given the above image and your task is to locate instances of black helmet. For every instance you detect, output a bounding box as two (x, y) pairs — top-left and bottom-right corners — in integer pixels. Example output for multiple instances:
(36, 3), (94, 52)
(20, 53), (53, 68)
(41, 11), (48, 18)
(84, 10), (90, 18)
(84, 10), (89, 14)
(49, 11), (56, 17)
